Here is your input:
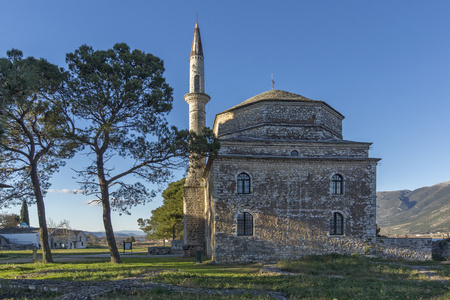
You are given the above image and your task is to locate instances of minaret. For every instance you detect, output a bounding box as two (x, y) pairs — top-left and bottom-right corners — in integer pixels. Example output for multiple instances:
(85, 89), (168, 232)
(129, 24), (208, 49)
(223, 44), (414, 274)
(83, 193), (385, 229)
(185, 23), (210, 142)
(183, 22), (210, 256)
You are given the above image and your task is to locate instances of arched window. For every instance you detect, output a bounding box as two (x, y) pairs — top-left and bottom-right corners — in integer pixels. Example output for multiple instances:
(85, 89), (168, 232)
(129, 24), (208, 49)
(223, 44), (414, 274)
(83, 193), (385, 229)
(291, 150), (299, 156)
(237, 173), (251, 194)
(329, 212), (344, 235)
(237, 212), (253, 236)
(331, 174), (343, 195)
(194, 75), (200, 92)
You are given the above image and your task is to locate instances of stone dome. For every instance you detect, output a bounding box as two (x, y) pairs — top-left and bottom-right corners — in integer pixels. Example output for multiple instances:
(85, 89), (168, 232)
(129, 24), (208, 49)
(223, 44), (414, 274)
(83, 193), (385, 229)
(214, 90), (345, 141)
(224, 90), (317, 112)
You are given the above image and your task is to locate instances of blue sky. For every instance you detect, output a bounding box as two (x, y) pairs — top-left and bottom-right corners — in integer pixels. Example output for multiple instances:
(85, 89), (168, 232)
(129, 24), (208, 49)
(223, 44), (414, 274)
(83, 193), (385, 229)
(1, 1), (449, 232)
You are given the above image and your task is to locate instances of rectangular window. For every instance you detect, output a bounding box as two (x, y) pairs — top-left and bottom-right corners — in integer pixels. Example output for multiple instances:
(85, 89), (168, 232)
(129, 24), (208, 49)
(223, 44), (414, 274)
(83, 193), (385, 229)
(330, 212), (344, 235)
(237, 212), (253, 236)
(332, 174), (343, 195)
(333, 181), (342, 194)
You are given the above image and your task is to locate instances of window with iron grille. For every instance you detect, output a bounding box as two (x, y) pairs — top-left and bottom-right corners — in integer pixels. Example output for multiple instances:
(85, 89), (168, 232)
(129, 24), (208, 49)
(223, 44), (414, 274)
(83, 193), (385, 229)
(237, 173), (251, 194)
(237, 212), (253, 236)
(329, 212), (344, 235)
(331, 174), (343, 195)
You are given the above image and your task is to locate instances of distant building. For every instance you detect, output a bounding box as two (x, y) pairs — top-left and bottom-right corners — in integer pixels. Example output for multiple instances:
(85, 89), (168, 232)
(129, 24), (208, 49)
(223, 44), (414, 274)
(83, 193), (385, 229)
(51, 229), (86, 249)
(0, 227), (44, 248)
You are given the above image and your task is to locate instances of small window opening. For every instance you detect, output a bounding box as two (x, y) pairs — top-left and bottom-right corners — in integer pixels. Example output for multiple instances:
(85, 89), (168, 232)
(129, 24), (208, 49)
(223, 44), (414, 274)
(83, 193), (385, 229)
(291, 150), (299, 156)
(237, 212), (253, 236)
(330, 212), (344, 235)
(194, 75), (200, 92)
(331, 174), (343, 195)
(237, 173), (251, 194)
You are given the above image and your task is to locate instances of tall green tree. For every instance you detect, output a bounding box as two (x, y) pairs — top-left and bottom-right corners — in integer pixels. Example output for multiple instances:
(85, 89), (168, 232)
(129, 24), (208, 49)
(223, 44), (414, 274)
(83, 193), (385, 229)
(66, 44), (191, 263)
(19, 199), (30, 226)
(0, 49), (76, 263)
(138, 178), (184, 241)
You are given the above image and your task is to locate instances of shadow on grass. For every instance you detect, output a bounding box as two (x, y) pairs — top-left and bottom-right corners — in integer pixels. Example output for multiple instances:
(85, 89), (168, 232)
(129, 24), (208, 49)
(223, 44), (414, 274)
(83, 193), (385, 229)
(0, 255), (448, 299)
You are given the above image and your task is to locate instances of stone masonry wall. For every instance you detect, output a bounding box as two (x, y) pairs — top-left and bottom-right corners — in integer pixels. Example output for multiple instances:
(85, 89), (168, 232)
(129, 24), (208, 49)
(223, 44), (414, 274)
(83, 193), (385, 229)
(215, 101), (343, 141)
(205, 168), (215, 258)
(219, 141), (370, 158)
(210, 155), (378, 263)
(183, 184), (205, 257)
(377, 238), (432, 261)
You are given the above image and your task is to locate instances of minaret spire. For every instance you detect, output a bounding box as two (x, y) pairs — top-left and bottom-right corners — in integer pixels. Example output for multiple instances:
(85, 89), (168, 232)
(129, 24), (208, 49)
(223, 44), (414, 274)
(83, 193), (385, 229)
(190, 23), (203, 57)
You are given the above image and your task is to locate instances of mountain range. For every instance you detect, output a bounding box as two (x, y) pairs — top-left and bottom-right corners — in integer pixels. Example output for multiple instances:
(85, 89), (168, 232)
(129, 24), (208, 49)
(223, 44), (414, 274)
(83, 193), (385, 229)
(376, 180), (450, 235)
(86, 230), (145, 237)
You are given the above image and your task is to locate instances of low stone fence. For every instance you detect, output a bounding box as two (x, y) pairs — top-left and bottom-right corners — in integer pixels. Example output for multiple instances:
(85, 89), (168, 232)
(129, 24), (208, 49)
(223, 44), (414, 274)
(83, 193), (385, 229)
(148, 240), (184, 255)
(148, 247), (174, 255)
(377, 238), (432, 261)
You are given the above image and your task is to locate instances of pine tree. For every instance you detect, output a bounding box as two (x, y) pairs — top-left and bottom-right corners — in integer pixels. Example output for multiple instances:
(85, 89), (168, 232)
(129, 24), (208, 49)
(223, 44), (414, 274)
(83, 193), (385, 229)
(138, 178), (185, 241)
(20, 200), (30, 226)
(0, 49), (75, 263)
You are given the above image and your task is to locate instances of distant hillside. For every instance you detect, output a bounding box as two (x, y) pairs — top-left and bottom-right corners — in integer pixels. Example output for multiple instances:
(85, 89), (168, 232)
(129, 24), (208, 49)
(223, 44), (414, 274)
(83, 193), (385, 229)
(86, 230), (145, 237)
(377, 181), (450, 235)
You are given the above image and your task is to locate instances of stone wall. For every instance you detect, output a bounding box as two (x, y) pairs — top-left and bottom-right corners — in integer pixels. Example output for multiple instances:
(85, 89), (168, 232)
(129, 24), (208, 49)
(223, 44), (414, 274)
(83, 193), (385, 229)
(214, 101), (343, 141)
(148, 242), (184, 255)
(432, 239), (450, 261)
(218, 141), (369, 158)
(376, 238), (432, 261)
(148, 247), (174, 255)
(183, 184), (205, 257)
(205, 169), (215, 258)
(207, 155), (378, 263)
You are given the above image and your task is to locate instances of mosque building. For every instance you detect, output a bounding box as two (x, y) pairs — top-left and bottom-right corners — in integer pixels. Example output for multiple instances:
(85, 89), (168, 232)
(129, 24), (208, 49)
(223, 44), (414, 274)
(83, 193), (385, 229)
(183, 23), (380, 263)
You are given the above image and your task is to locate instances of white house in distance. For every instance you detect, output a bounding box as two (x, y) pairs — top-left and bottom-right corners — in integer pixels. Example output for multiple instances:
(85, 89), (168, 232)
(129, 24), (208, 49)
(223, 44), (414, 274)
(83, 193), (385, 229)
(0, 227), (87, 249)
(51, 229), (86, 249)
(0, 227), (45, 248)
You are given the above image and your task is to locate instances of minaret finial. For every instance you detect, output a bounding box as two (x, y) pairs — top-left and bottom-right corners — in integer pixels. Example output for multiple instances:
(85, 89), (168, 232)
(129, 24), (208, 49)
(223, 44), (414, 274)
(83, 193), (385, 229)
(190, 21), (203, 57)
(271, 74), (275, 90)
(196, 12), (198, 23)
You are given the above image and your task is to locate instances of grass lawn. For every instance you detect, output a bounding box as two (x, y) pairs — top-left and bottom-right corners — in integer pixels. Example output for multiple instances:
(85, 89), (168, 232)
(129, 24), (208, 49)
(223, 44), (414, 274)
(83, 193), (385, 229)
(0, 250), (448, 299)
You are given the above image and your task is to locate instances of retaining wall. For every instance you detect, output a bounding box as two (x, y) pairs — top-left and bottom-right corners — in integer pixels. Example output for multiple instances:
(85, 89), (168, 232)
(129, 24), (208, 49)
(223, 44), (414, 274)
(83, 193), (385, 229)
(377, 238), (432, 261)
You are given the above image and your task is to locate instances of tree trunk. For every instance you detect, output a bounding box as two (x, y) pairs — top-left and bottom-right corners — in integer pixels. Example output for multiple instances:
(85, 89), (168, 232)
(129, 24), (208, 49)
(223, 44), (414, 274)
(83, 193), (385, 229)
(96, 152), (122, 263)
(100, 183), (122, 263)
(30, 162), (53, 263)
